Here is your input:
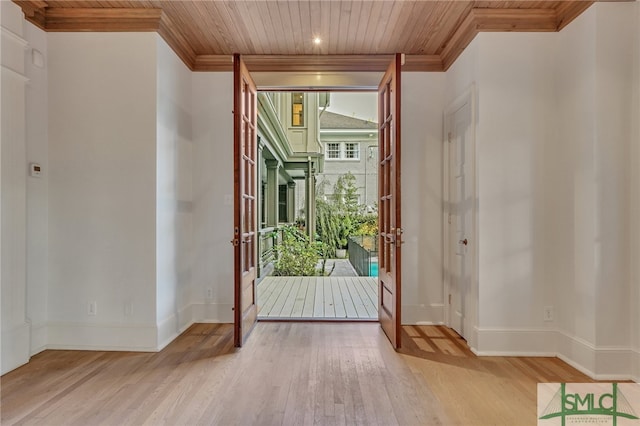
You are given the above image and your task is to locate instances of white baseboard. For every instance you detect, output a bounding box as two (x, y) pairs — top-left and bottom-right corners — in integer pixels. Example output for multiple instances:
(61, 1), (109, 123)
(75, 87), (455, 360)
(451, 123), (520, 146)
(157, 305), (195, 351)
(47, 321), (158, 352)
(191, 303), (233, 323)
(475, 327), (556, 356)
(473, 328), (636, 380)
(402, 303), (444, 325)
(1, 322), (31, 375)
(556, 331), (635, 380)
(632, 348), (640, 383)
(30, 322), (48, 356)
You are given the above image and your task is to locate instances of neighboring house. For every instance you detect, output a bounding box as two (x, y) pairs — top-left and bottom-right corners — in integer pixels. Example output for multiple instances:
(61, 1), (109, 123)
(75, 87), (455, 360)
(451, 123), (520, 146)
(256, 92), (326, 276)
(318, 111), (378, 213)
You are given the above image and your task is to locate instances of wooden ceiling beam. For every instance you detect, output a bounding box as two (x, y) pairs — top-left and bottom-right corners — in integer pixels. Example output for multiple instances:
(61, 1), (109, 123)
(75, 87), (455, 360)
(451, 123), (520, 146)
(555, 1), (594, 31)
(12, 1), (598, 74)
(472, 9), (557, 32)
(193, 55), (444, 73)
(404, 55), (444, 72)
(441, 6), (588, 70)
(193, 55), (234, 72)
(13, 0), (47, 29)
(158, 12), (196, 70)
(41, 8), (162, 32)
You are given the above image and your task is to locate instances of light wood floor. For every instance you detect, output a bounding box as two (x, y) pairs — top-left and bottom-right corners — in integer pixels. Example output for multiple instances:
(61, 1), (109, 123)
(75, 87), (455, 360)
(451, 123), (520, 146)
(258, 276), (378, 319)
(1, 323), (598, 426)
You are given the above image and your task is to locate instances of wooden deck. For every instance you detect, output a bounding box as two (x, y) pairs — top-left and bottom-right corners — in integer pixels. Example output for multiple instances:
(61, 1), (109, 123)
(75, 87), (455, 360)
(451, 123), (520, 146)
(257, 276), (378, 319)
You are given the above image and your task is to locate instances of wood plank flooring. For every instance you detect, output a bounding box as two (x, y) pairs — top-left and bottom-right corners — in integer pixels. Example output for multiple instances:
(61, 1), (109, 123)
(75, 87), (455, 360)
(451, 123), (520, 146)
(1, 323), (606, 426)
(258, 276), (378, 319)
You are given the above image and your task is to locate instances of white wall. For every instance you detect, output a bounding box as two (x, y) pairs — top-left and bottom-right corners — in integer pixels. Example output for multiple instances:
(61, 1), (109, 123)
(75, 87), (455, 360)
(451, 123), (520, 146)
(627, 5), (639, 381)
(592, 5), (634, 375)
(440, 2), (639, 379)
(1, 0), (30, 374)
(25, 20), (49, 356)
(476, 32), (557, 354)
(47, 32), (158, 350)
(191, 72), (235, 322)
(552, 8), (599, 368)
(552, 3), (635, 378)
(401, 72), (445, 324)
(156, 37), (194, 347)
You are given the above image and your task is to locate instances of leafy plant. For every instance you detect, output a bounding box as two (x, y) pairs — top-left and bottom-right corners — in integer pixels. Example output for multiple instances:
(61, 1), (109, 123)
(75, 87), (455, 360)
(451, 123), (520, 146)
(315, 172), (378, 261)
(273, 225), (319, 276)
(353, 213), (378, 237)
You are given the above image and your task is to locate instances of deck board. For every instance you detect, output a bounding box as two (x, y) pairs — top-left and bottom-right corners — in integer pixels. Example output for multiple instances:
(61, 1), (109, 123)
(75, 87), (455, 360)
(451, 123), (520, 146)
(338, 277), (359, 318)
(258, 276), (378, 319)
(301, 278), (316, 317)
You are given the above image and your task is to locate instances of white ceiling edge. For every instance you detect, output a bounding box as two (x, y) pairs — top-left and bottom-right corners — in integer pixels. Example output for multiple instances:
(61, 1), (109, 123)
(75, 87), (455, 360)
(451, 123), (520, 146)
(253, 72), (383, 91)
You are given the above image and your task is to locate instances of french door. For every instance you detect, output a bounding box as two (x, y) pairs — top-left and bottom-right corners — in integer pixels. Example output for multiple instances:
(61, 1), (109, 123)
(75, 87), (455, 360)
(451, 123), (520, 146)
(233, 54), (403, 349)
(233, 54), (258, 347)
(378, 54), (402, 349)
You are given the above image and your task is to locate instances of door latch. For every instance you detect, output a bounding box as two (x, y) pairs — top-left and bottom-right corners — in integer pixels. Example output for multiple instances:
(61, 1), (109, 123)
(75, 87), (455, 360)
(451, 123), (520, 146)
(395, 227), (405, 246)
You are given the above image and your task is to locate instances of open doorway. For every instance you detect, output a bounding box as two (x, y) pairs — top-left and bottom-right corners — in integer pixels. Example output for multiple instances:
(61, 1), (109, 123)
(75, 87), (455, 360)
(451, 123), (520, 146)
(234, 55), (402, 348)
(255, 91), (380, 321)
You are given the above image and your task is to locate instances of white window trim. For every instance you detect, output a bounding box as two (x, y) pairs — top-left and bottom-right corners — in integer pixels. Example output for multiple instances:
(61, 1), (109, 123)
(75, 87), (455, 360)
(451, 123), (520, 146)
(325, 142), (360, 161)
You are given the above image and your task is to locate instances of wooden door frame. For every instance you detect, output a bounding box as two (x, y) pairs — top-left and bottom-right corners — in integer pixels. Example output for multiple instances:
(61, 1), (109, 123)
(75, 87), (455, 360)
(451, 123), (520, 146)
(442, 84), (478, 346)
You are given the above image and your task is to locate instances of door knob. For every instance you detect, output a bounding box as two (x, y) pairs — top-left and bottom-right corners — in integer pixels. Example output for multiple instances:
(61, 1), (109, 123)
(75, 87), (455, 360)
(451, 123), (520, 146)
(459, 238), (468, 246)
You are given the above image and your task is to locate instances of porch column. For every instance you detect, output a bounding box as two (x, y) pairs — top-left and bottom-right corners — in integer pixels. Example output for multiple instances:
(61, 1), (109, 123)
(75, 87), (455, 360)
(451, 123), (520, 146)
(257, 142), (264, 228)
(287, 182), (296, 223)
(257, 143), (265, 276)
(304, 163), (316, 240)
(265, 159), (279, 227)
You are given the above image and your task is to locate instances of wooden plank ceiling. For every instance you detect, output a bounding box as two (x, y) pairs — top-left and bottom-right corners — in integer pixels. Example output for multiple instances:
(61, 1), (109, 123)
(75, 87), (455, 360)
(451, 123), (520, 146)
(14, 1), (599, 72)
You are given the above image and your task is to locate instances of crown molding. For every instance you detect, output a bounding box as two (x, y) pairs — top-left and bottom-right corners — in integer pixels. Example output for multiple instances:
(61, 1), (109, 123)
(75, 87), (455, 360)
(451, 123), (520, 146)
(441, 5), (593, 70)
(13, 2), (595, 73)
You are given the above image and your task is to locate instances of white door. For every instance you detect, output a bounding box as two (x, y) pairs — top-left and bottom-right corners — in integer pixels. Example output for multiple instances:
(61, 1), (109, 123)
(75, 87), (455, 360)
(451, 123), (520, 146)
(447, 99), (473, 338)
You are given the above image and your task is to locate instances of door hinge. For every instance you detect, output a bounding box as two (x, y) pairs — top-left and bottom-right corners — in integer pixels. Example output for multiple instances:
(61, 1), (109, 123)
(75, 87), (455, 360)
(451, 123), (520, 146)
(448, 132), (452, 143)
(448, 214), (452, 224)
(449, 294), (452, 304)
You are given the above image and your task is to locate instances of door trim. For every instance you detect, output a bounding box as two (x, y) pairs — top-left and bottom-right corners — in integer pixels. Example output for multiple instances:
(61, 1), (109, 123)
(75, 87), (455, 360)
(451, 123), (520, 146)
(442, 84), (478, 346)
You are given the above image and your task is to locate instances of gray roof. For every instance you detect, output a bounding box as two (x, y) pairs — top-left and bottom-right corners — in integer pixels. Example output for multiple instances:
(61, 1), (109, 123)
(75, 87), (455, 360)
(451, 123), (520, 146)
(320, 111), (377, 130)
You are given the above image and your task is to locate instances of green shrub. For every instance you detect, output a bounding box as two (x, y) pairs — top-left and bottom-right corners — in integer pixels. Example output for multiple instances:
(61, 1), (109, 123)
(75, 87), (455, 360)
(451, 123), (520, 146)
(273, 225), (318, 276)
(353, 213), (378, 237)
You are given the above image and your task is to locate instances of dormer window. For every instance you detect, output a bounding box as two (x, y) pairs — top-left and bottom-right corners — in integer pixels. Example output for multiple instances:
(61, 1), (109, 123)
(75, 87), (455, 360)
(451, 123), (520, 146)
(292, 93), (304, 127)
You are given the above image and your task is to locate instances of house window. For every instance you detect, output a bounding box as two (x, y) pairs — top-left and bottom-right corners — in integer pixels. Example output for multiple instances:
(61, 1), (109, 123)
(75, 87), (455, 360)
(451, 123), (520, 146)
(279, 185), (288, 222)
(326, 143), (341, 159)
(291, 93), (304, 127)
(325, 142), (360, 160)
(344, 143), (359, 160)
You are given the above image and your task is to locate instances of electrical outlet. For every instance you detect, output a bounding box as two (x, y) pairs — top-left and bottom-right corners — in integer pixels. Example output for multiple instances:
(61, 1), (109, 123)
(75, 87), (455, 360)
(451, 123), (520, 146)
(543, 306), (554, 322)
(206, 288), (213, 299)
(88, 301), (97, 316)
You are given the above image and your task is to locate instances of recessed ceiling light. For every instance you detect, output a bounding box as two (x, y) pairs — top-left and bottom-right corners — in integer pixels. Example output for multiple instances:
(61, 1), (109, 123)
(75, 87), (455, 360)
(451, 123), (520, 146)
(313, 37), (322, 45)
